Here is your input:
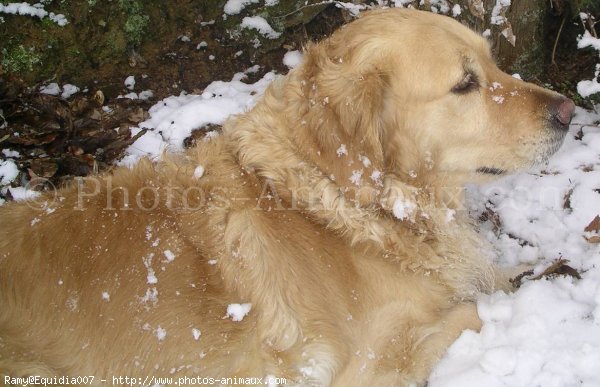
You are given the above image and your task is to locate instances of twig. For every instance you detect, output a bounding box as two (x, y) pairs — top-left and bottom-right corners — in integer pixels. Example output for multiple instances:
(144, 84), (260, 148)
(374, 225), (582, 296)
(272, 0), (334, 20)
(551, 15), (566, 66)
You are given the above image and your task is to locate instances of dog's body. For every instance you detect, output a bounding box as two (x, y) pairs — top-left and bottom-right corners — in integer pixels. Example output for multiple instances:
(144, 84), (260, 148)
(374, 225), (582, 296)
(0, 9), (573, 386)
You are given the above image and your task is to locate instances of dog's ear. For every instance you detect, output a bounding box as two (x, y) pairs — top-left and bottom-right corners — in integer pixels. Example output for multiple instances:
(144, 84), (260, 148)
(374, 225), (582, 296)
(297, 39), (391, 206)
(308, 38), (388, 160)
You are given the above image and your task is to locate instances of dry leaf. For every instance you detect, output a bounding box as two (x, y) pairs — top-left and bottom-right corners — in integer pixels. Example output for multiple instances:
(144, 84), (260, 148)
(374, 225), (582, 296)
(501, 26), (516, 47)
(128, 107), (148, 123)
(468, 0), (485, 20)
(93, 90), (105, 106)
(584, 215), (600, 233)
(584, 215), (600, 243)
(511, 258), (581, 288)
(563, 188), (574, 210)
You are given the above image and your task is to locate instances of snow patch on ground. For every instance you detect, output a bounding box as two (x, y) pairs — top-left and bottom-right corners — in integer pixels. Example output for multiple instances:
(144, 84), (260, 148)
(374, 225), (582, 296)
(0, 2), (68, 26)
(0, 159), (19, 185)
(121, 69), (275, 167)
(577, 31), (600, 98)
(223, 0), (258, 15)
(124, 75), (136, 91)
(240, 16), (281, 39)
(39, 83), (61, 96)
(39, 82), (80, 99)
(61, 84), (80, 99)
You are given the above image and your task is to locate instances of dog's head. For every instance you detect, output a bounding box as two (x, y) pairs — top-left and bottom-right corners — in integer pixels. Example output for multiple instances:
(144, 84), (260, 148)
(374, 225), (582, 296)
(295, 8), (573, 205)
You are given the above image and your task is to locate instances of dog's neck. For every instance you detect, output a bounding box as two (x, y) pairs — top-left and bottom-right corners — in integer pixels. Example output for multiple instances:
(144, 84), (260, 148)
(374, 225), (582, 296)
(222, 74), (463, 252)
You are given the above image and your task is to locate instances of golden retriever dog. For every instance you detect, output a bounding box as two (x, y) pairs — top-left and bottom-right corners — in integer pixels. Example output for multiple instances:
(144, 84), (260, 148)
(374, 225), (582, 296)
(0, 8), (574, 387)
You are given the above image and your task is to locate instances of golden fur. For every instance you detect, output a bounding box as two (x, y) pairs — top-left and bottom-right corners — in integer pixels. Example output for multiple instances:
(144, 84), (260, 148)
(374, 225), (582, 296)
(0, 9), (571, 386)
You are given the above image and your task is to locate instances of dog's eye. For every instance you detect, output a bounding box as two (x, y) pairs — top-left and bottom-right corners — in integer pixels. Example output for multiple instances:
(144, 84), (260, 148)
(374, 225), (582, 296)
(451, 73), (479, 94)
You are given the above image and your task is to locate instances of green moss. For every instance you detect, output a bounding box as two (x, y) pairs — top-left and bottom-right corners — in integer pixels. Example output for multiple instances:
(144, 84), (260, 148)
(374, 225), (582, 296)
(67, 47), (81, 57)
(123, 13), (149, 46)
(90, 28), (127, 66)
(1, 45), (42, 74)
(40, 17), (56, 29)
(577, 0), (600, 13)
(117, 0), (149, 47)
(118, 0), (143, 14)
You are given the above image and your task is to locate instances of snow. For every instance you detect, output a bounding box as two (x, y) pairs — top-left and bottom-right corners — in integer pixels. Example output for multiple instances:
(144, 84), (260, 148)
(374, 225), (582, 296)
(139, 287), (159, 308)
(336, 144), (348, 157)
(124, 75), (136, 91)
(577, 75), (600, 98)
(163, 250), (175, 262)
(39, 83), (80, 99)
(7, 186), (40, 201)
(193, 165), (205, 179)
(155, 326), (167, 341)
(240, 16), (281, 39)
(578, 30), (600, 51)
(451, 4), (461, 17)
(223, 0), (258, 15)
(349, 170), (363, 186)
(2, 149), (20, 158)
(359, 155), (371, 168)
(370, 169), (383, 185)
(138, 90), (154, 101)
(283, 50), (303, 69)
(576, 60), (600, 98)
(39, 82), (61, 96)
(491, 0), (511, 25)
(226, 303), (252, 322)
(392, 198), (416, 220)
(492, 95), (505, 104)
(61, 84), (79, 99)
(192, 328), (201, 340)
(334, 2), (367, 17)
(48, 12), (67, 27)
(143, 253), (158, 284)
(576, 30), (600, 97)
(120, 69), (274, 167)
(0, 159), (19, 185)
(118, 90), (154, 101)
(0, 2), (68, 26)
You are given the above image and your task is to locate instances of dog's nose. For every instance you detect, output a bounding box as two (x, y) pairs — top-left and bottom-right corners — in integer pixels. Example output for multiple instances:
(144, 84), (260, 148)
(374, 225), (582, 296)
(554, 97), (575, 128)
